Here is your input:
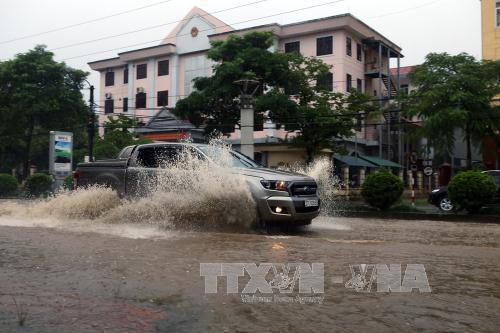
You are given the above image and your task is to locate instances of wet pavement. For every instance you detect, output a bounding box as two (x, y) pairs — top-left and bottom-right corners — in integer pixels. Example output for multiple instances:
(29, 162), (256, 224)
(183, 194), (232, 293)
(0, 216), (499, 332)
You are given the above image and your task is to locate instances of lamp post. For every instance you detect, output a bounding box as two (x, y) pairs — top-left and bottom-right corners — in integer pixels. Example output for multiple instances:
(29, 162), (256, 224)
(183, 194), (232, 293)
(83, 80), (95, 162)
(234, 79), (260, 159)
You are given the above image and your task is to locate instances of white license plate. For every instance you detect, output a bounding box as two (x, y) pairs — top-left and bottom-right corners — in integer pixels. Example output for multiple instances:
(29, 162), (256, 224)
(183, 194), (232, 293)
(304, 199), (319, 207)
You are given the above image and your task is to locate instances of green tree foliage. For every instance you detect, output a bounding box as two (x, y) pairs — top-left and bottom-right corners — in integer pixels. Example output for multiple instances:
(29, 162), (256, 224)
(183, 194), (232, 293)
(93, 115), (152, 159)
(448, 170), (497, 214)
(361, 169), (404, 210)
(405, 53), (500, 168)
(174, 32), (376, 162)
(0, 45), (89, 177)
(24, 173), (53, 197)
(0, 173), (18, 197)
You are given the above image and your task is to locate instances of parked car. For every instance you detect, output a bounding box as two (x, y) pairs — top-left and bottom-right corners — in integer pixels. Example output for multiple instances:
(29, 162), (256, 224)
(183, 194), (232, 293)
(428, 170), (500, 211)
(74, 143), (321, 227)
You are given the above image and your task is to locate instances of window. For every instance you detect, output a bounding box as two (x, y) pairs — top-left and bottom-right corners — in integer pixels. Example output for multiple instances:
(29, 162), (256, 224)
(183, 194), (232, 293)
(158, 60), (169, 76)
(497, 2), (500, 27)
(104, 99), (114, 114)
(136, 64), (147, 80)
(284, 41), (300, 53)
(401, 84), (409, 95)
(284, 82), (299, 96)
(135, 92), (146, 109)
(346, 37), (352, 56)
(123, 97), (128, 112)
(123, 67), (128, 84)
(346, 74), (352, 92)
(356, 43), (362, 61)
(137, 146), (182, 168)
(157, 90), (168, 107)
(317, 72), (333, 91)
(105, 71), (114, 86)
(316, 36), (333, 56)
(357, 78), (362, 92)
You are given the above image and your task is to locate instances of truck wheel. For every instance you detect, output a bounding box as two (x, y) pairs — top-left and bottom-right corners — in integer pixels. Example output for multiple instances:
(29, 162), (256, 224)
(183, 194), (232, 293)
(439, 196), (453, 212)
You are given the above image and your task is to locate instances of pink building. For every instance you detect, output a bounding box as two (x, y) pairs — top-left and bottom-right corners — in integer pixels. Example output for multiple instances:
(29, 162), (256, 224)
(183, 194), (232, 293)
(88, 7), (403, 165)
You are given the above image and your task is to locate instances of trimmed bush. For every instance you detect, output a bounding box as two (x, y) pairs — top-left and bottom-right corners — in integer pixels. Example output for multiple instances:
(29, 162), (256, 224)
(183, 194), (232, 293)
(0, 173), (18, 197)
(24, 173), (53, 197)
(63, 175), (73, 190)
(448, 170), (496, 214)
(361, 169), (404, 210)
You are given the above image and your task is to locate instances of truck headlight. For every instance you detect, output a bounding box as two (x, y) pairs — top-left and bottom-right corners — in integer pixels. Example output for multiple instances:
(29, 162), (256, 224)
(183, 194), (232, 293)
(431, 189), (440, 193)
(260, 180), (289, 191)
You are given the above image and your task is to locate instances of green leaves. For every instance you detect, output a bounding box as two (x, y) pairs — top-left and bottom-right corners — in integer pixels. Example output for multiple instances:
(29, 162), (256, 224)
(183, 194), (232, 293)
(405, 52), (500, 166)
(448, 170), (497, 214)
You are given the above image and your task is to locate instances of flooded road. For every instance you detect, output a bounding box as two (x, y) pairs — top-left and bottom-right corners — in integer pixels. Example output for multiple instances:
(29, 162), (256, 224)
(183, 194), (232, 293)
(0, 214), (499, 332)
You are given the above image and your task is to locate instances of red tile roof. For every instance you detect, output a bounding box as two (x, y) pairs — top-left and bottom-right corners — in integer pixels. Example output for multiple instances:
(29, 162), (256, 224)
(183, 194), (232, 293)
(390, 66), (416, 76)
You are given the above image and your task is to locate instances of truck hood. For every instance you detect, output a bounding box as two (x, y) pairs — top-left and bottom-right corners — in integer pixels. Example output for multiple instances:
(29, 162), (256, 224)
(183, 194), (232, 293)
(232, 167), (315, 182)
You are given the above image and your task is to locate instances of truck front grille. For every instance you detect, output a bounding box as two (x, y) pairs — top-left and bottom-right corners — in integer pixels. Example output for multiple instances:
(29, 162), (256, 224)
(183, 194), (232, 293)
(290, 183), (317, 196)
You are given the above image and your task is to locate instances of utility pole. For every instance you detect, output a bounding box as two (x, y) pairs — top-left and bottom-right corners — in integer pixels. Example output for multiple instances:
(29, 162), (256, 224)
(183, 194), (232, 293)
(234, 79), (260, 159)
(87, 85), (95, 162)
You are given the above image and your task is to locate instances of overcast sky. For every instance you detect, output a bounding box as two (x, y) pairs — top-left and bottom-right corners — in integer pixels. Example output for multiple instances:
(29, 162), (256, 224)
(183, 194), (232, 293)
(0, 0), (481, 93)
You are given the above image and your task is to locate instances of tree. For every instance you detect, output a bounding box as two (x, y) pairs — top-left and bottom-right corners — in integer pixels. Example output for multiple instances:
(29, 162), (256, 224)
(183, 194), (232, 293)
(93, 115), (152, 159)
(174, 32), (376, 163)
(0, 45), (89, 177)
(405, 53), (500, 168)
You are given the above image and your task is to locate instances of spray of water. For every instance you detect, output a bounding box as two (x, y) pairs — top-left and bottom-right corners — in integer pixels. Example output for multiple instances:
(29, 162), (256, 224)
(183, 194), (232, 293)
(0, 141), (257, 232)
(280, 157), (341, 215)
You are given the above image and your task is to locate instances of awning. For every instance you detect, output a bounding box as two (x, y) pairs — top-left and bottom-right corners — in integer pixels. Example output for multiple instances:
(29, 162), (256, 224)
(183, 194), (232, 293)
(333, 155), (377, 168)
(358, 155), (402, 168)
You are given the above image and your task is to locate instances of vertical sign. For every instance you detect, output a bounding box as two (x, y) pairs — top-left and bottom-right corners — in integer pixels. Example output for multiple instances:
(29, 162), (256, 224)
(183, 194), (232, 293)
(49, 131), (73, 179)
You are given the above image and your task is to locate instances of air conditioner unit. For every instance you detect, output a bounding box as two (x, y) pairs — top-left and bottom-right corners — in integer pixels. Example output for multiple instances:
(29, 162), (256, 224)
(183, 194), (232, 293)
(105, 93), (113, 99)
(136, 87), (145, 93)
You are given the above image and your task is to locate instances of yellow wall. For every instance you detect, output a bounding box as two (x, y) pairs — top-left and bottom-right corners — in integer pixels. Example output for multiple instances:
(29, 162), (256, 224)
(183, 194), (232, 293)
(482, 0), (500, 60)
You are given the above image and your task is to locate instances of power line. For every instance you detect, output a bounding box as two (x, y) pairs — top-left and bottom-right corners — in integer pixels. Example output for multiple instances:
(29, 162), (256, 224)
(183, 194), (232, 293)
(50, 0), (271, 52)
(61, 0), (345, 62)
(0, 0), (177, 45)
(366, 0), (444, 20)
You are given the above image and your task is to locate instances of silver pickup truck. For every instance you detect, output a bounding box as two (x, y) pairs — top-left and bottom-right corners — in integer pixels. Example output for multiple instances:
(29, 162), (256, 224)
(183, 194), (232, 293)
(74, 143), (320, 226)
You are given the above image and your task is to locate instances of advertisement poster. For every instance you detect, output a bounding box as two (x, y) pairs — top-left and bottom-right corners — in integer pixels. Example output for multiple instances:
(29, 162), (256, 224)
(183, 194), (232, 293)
(49, 131), (73, 178)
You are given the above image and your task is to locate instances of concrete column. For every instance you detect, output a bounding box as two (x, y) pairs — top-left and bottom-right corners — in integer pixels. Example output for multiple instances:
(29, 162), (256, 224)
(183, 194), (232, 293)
(170, 54), (179, 106)
(240, 107), (254, 158)
(417, 171), (423, 191)
(398, 169), (404, 181)
(358, 167), (366, 186)
(407, 170), (413, 190)
(127, 63), (134, 117)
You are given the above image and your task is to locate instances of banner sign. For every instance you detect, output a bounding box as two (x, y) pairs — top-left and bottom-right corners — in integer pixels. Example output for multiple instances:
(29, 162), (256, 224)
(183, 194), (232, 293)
(49, 131), (73, 178)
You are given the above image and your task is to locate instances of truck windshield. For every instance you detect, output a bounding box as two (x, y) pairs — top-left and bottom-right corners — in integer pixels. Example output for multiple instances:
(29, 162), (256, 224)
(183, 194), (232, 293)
(197, 146), (259, 168)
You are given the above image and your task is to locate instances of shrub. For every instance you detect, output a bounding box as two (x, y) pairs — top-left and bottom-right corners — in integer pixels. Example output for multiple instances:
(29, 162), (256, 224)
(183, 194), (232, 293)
(0, 173), (18, 197)
(448, 170), (496, 214)
(361, 169), (404, 210)
(63, 175), (73, 190)
(24, 173), (53, 197)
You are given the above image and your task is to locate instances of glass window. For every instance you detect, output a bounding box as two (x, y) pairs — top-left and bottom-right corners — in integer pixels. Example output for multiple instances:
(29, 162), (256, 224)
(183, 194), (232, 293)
(316, 36), (333, 56)
(196, 146), (259, 168)
(316, 72), (333, 91)
(123, 67), (128, 84)
(346, 37), (352, 56)
(346, 74), (352, 92)
(105, 71), (114, 86)
(356, 78), (362, 92)
(497, 2), (500, 27)
(136, 64), (147, 80)
(123, 97), (128, 112)
(356, 43), (362, 61)
(104, 99), (114, 114)
(158, 60), (169, 76)
(284, 41), (300, 53)
(157, 90), (168, 107)
(135, 92), (146, 109)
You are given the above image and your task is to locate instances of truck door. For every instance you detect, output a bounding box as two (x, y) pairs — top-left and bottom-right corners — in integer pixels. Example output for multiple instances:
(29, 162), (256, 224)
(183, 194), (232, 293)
(125, 145), (184, 196)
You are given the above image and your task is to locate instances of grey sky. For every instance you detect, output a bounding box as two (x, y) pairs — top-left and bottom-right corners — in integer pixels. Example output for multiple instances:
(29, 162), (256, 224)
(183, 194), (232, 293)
(0, 0), (481, 93)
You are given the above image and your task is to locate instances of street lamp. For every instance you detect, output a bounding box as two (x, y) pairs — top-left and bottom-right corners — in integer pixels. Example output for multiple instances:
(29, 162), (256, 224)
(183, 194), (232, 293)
(83, 79), (95, 162)
(234, 79), (260, 159)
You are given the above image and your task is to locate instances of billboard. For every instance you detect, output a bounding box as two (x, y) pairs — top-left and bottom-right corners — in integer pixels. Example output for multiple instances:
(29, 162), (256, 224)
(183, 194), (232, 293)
(49, 131), (73, 178)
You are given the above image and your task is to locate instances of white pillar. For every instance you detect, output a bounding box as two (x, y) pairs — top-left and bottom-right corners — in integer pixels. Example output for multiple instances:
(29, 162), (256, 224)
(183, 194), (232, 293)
(240, 107), (254, 158)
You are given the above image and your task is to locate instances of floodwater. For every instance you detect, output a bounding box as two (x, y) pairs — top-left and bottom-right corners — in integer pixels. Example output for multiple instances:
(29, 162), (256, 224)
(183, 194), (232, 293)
(0, 207), (499, 332)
